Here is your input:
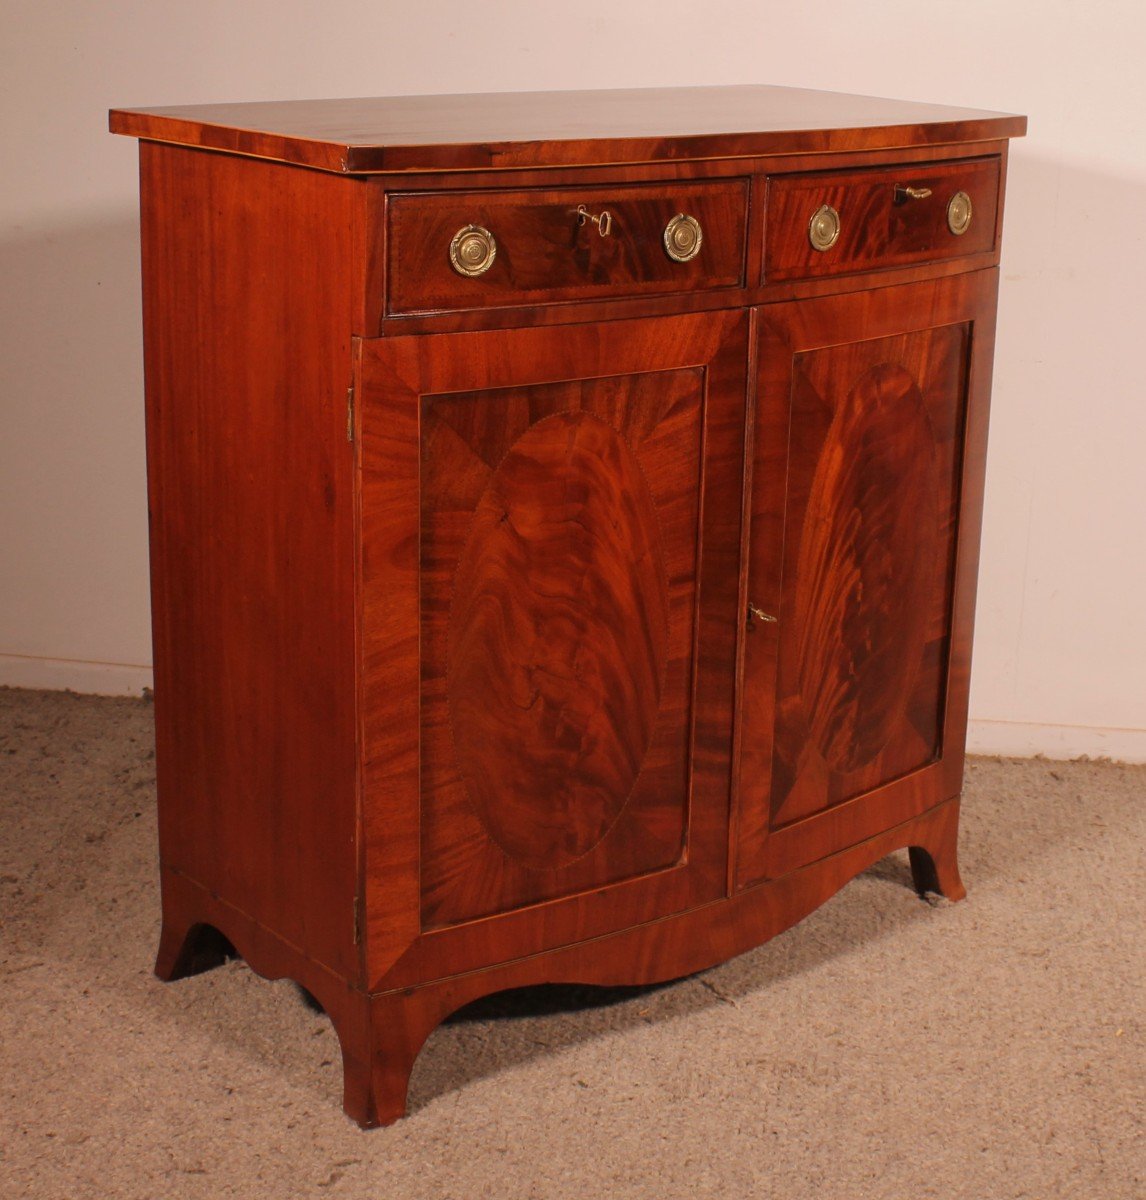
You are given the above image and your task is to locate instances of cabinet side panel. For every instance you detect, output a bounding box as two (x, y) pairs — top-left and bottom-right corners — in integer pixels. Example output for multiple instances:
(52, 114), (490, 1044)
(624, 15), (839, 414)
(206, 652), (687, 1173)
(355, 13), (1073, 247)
(140, 143), (362, 980)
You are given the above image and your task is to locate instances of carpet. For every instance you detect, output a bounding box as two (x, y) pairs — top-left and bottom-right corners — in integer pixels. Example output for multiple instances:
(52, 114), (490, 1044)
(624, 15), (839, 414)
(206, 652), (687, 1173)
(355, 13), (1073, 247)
(1, 687), (1142, 1198)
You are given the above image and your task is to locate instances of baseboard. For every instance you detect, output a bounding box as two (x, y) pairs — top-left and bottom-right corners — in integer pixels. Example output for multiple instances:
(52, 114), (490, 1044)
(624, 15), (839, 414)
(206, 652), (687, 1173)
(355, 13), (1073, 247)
(0, 653), (153, 697)
(2, 653), (1142, 763)
(967, 718), (1146, 764)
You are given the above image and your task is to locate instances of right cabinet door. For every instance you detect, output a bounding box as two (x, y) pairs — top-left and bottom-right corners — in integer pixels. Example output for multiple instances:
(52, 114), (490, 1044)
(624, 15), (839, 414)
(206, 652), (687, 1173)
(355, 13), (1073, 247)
(736, 271), (999, 888)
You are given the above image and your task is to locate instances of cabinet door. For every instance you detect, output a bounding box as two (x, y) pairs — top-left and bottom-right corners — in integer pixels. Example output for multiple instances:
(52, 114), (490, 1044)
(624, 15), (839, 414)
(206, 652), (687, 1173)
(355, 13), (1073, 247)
(735, 272), (998, 888)
(357, 310), (747, 989)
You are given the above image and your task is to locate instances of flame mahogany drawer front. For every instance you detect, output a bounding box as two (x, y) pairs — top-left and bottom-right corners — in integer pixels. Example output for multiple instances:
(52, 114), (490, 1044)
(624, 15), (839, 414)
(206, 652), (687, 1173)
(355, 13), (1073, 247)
(386, 179), (749, 315)
(110, 85), (1026, 1129)
(764, 155), (1001, 281)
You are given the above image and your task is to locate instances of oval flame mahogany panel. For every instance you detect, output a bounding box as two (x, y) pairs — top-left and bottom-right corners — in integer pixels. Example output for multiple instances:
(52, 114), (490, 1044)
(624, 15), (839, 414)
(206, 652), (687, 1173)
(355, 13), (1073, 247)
(792, 362), (939, 774)
(447, 410), (670, 869)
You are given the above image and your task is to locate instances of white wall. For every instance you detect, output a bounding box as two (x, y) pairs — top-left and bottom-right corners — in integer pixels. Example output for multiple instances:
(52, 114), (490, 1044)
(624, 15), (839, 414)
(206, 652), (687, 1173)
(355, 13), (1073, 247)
(2, 1), (1144, 759)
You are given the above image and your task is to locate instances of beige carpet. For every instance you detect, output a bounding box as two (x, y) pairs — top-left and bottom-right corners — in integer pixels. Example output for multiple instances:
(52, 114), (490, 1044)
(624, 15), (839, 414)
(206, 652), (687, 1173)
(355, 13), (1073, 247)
(1, 687), (1142, 1199)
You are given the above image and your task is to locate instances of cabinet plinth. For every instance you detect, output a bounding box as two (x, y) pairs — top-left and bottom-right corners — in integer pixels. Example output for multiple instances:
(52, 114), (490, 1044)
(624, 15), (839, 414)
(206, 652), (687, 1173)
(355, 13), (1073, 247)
(112, 84), (1024, 1126)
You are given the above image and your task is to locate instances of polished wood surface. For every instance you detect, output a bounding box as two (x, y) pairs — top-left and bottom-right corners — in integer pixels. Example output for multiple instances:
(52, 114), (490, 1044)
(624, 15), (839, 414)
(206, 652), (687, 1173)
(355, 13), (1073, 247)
(140, 142), (365, 981)
(428, 387), (690, 898)
(387, 179), (748, 315)
(356, 311), (747, 984)
(371, 144), (1008, 337)
(773, 319), (965, 823)
(748, 272), (998, 888)
(736, 270), (998, 885)
(119, 86), (1023, 1127)
(764, 155), (1000, 281)
(110, 85), (1025, 173)
(444, 407), (675, 872)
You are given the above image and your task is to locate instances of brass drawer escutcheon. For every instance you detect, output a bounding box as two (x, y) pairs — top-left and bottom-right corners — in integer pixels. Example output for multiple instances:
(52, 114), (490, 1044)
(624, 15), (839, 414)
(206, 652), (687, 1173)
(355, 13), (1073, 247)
(449, 224), (497, 276)
(947, 190), (973, 235)
(664, 213), (703, 262)
(808, 204), (841, 252)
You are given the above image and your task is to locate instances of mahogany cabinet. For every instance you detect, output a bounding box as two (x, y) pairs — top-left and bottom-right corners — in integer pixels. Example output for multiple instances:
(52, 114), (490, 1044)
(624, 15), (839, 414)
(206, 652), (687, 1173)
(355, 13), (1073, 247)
(110, 86), (1025, 1125)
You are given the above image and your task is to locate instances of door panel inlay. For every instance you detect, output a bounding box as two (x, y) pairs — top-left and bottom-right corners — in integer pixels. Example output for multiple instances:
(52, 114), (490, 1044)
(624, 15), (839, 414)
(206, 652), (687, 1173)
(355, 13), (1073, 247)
(770, 325), (969, 829)
(793, 363), (938, 775)
(448, 410), (670, 869)
(420, 368), (705, 927)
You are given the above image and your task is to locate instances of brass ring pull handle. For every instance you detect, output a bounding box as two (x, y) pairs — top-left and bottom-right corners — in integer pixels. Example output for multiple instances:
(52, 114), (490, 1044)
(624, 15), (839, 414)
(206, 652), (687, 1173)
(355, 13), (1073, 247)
(894, 184), (933, 203)
(577, 205), (613, 237)
(449, 224), (497, 276)
(664, 213), (703, 262)
(947, 190), (973, 235)
(747, 602), (778, 628)
(808, 204), (841, 252)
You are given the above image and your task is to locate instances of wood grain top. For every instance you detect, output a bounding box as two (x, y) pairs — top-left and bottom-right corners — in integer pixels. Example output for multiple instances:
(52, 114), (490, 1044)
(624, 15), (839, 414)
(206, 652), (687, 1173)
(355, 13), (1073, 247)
(109, 85), (1026, 174)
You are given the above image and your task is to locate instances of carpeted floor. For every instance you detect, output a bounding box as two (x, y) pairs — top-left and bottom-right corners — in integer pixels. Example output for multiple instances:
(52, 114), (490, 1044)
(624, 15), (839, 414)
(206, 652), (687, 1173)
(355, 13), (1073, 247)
(1, 687), (1142, 1199)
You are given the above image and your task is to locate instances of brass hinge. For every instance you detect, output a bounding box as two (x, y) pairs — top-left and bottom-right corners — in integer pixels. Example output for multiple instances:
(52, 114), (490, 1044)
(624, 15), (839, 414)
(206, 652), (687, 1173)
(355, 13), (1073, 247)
(346, 384), (355, 443)
(352, 896), (362, 946)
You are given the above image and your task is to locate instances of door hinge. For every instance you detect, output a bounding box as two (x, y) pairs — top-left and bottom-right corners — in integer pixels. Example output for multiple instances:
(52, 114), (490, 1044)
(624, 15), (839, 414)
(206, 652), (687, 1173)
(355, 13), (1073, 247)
(346, 384), (355, 443)
(352, 895), (362, 946)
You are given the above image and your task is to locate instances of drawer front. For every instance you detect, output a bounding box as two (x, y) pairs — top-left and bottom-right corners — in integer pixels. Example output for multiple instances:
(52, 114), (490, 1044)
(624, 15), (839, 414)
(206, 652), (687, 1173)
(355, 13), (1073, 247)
(386, 180), (748, 316)
(764, 156), (1000, 281)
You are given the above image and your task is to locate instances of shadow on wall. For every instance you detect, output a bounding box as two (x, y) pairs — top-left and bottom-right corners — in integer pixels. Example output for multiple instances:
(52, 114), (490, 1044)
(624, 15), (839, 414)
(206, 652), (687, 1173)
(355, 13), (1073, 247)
(973, 148), (1146, 747)
(0, 209), (145, 426)
(0, 209), (151, 671)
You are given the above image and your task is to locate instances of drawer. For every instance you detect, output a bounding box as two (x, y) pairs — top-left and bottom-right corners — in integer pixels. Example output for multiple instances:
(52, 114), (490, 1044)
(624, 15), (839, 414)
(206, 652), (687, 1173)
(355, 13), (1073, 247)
(386, 180), (749, 316)
(764, 156), (1000, 282)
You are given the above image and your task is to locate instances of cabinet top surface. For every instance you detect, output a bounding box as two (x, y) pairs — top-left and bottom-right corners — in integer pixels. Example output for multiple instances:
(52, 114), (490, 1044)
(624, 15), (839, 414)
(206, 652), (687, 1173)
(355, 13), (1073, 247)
(109, 84), (1026, 174)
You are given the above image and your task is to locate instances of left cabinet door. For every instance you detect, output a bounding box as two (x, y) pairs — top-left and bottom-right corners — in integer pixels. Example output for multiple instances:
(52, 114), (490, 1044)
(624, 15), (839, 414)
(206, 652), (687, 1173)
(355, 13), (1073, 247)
(356, 310), (749, 990)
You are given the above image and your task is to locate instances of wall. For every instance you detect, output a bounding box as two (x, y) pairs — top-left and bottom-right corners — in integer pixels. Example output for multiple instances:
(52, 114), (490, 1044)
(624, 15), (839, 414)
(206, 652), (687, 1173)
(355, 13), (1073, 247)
(2, 1), (1143, 760)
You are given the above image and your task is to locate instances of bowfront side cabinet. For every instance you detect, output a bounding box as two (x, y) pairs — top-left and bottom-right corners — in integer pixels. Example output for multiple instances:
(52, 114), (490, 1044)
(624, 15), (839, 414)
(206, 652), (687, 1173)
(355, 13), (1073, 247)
(111, 86), (1025, 1126)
